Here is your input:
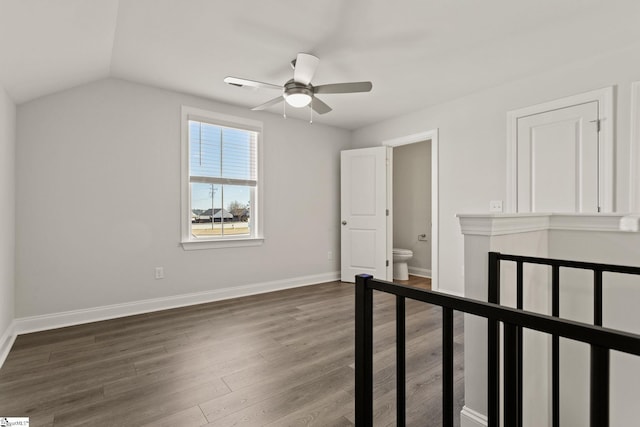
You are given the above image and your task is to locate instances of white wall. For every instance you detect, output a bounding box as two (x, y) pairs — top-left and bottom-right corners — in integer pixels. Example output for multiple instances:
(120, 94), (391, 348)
(15, 78), (351, 319)
(0, 85), (16, 352)
(461, 227), (550, 427)
(353, 42), (640, 295)
(549, 230), (640, 427)
(460, 214), (640, 427)
(392, 140), (431, 272)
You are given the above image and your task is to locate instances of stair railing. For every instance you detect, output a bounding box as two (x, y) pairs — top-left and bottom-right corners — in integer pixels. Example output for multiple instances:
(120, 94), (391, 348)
(488, 252), (640, 427)
(354, 273), (640, 427)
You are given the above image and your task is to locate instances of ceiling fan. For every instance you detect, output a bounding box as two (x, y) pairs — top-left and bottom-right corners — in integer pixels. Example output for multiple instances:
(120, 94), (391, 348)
(224, 53), (372, 115)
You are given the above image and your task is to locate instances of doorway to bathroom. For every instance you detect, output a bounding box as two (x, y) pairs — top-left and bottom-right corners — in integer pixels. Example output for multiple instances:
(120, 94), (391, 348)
(384, 129), (438, 290)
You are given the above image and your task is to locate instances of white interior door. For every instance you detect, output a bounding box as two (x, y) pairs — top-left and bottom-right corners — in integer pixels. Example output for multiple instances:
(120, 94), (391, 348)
(341, 146), (390, 283)
(517, 101), (600, 212)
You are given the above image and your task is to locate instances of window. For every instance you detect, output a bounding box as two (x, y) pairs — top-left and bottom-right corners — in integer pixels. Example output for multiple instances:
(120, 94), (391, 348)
(181, 107), (263, 249)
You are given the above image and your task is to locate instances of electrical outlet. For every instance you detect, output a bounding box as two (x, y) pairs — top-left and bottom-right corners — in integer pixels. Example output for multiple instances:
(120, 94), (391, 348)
(327, 251), (333, 260)
(489, 200), (503, 212)
(155, 267), (164, 279)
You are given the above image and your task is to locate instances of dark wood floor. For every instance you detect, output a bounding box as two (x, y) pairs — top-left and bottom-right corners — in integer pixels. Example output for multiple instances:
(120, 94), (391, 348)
(0, 276), (463, 426)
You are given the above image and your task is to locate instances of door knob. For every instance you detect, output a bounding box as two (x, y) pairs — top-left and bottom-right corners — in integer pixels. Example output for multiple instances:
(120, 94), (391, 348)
(341, 220), (347, 225)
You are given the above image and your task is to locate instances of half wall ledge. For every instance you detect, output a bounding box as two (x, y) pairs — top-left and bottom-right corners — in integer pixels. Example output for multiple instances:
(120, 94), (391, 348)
(457, 212), (640, 236)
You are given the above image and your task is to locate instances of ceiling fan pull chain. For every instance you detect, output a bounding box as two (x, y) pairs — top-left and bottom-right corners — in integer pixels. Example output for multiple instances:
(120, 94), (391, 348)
(310, 98), (313, 124)
(283, 99), (287, 119)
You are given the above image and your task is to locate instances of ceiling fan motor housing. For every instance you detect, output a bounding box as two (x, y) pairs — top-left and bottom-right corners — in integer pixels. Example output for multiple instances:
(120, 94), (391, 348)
(283, 79), (313, 107)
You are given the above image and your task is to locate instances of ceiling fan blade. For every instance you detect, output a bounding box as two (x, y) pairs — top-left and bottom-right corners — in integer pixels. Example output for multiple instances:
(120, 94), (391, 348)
(314, 81), (373, 94)
(310, 96), (332, 114)
(224, 76), (282, 90)
(293, 53), (320, 85)
(251, 96), (284, 111)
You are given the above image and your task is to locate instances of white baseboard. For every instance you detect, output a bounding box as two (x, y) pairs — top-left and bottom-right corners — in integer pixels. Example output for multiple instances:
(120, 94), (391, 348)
(408, 266), (431, 278)
(435, 287), (465, 298)
(14, 271), (340, 335)
(0, 320), (17, 369)
(461, 406), (488, 427)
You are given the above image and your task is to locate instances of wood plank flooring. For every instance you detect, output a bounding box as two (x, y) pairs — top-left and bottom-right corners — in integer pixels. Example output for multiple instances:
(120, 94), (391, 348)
(0, 276), (464, 426)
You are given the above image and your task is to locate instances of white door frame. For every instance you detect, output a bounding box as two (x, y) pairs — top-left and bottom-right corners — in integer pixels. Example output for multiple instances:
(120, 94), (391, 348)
(506, 87), (614, 213)
(383, 129), (439, 290)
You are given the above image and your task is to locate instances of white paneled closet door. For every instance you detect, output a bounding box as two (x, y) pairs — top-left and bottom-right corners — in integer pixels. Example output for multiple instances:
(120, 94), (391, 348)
(517, 101), (600, 213)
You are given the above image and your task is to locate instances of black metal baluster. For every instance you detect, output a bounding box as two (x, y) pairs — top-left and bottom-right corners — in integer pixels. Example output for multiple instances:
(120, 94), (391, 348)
(594, 270), (603, 327)
(397, 295), (406, 427)
(355, 274), (374, 426)
(516, 261), (524, 427)
(504, 322), (519, 427)
(592, 269), (607, 427)
(590, 345), (610, 427)
(488, 252), (501, 427)
(552, 265), (560, 427)
(443, 307), (454, 427)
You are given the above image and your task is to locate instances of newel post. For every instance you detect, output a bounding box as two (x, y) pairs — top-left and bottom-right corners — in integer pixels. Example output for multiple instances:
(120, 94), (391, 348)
(355, 274), (374, 426)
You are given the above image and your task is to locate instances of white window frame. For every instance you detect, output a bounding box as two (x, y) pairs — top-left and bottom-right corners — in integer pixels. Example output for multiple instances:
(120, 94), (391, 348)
(181, 106), (264, 250)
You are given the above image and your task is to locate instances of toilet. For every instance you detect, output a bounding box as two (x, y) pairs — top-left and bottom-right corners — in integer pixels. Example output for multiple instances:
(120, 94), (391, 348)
(392, 248), (413, 280)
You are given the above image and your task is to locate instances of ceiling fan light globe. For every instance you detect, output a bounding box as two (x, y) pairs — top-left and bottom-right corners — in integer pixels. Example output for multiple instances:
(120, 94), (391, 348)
(284, 92), (312, 108)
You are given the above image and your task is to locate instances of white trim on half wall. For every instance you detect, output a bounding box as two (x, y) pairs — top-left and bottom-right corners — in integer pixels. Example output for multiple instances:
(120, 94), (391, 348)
(461, 405), (488, 427)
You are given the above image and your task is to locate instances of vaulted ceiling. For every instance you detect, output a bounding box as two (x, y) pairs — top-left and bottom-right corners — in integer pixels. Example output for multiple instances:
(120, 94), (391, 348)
(1, 0), (639, 129)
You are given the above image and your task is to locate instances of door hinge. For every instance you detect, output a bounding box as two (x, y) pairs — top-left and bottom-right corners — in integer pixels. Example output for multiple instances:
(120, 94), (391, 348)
(386, 260), (389, 267)
(386, 209), (389, 216)
(590, 119), (601, 132)
(598, 206), (601, 213)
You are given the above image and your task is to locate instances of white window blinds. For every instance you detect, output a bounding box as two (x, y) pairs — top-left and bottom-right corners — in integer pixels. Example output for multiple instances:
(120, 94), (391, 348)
(189, 120), (258, 187)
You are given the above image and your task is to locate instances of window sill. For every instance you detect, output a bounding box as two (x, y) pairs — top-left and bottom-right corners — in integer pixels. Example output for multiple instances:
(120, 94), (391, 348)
(181, 237), (264, 250)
